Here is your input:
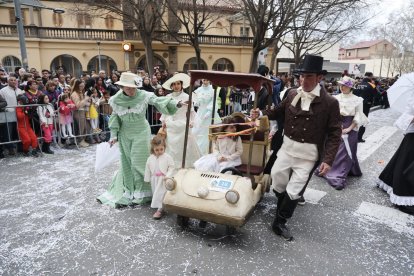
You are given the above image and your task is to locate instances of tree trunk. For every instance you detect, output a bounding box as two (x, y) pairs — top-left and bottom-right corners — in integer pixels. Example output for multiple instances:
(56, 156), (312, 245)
(195, 43), (202, 70)
(142, 34), (154, 77)
(249, 48), (260, 73)
(270, 49), (277, 73)
(294, 46), (302, 67)
(270, 39), (281, 73)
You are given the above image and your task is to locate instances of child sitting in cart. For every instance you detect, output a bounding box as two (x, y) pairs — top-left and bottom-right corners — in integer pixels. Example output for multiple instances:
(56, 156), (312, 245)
(144, 135), (175, 220)
(194, 117), (243, 173)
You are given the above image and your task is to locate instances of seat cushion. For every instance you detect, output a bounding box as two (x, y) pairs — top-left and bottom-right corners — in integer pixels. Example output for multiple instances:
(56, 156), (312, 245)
(236, 164), (263, 175)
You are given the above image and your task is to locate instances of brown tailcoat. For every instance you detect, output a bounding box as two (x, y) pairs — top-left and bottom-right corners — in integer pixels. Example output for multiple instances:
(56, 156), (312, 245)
(264, 85), (341, 166)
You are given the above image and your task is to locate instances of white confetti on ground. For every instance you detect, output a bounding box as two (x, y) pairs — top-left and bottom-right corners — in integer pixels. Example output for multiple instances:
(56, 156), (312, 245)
(303, 188), (327, 204)
(357, 126), (398, 162)
(354, 201), (414, 236)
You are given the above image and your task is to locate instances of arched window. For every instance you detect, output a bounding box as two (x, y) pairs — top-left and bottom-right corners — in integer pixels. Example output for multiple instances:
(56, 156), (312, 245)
(183, 57), (207, 72)
(87, 55), (117, 74)
(212, 58), (234, 72)
(136, 54), (167, 72)
(2, 55), (22, 73)
(50, 55), (82, 77)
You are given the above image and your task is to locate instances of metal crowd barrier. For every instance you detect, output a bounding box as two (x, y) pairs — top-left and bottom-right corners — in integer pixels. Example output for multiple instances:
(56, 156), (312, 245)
(0, 94), (253, 155)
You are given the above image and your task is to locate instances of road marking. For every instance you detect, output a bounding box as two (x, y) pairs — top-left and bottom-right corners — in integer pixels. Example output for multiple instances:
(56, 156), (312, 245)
(357, 126), (398, 162)
(354, 202), (414, 236)
(303, 188), (327, 204)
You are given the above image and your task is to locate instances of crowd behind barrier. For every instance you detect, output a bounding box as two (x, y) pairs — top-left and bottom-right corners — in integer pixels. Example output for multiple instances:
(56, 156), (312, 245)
(0, 97), (253, 155)
(0, 64), (395, 159)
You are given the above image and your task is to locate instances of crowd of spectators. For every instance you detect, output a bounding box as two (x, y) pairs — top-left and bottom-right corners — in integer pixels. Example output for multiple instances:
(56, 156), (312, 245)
(0, 63), (396, 159)
(0, 64), (178, 158)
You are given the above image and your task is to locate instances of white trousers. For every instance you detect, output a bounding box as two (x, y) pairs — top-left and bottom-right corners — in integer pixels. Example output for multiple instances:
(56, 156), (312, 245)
(271, 147), (316, 200)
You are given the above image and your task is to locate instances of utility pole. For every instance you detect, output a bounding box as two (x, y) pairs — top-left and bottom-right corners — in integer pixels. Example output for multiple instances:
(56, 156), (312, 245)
(97, 41), (102, 72)
(14, 0), (29, 70)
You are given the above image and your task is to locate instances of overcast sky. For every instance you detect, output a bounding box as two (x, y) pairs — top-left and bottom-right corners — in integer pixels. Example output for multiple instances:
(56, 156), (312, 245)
(366, 0), (406, 27)
(347, 0), (407, 44)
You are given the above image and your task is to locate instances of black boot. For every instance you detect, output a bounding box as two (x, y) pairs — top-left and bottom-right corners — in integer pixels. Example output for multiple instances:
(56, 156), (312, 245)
(273, 190), (286, 211)
(43, 143), (54, 154)
(271, 193), (299, 241)
(31, 148), (39, 157)
(272, 215), (293, 241)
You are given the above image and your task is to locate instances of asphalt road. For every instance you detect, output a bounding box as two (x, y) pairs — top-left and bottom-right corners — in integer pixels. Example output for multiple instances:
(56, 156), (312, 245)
(0, 106), (413, 275)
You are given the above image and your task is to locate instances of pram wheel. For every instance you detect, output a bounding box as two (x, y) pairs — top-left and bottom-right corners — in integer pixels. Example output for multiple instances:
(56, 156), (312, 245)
(177, 215), (189, 228)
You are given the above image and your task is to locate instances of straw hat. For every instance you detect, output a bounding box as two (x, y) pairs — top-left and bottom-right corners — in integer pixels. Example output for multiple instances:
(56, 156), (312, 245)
(337, 76), (355, 88)
(162, 73), (191, 90)
(115, 72), (139, 88)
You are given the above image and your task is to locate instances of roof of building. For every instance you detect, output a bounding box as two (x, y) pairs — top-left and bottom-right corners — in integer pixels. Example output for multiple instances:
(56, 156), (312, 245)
(345, 39), (385, 50)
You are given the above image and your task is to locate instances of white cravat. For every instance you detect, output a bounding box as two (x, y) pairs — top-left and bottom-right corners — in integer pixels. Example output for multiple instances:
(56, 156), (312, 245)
(291, 85), (321, 111)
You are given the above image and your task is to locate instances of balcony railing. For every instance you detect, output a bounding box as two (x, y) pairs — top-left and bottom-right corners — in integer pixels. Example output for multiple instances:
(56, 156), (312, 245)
(0, 24), (255, 46)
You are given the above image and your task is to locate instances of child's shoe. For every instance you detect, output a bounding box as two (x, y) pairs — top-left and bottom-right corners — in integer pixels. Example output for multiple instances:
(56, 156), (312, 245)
(32, 149), (40, 157)
(153, 209), (164, 220)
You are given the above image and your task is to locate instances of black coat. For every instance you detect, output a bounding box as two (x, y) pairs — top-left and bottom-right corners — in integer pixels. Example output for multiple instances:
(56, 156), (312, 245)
(354, 78), (377, 104)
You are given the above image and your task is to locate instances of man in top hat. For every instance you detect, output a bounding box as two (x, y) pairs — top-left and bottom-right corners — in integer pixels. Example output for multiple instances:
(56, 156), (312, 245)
(251, 54), (342, 241)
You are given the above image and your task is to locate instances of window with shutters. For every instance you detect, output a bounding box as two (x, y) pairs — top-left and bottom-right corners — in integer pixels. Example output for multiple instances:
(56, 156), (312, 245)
(240, 27), (249, 37)
(77, 13), (92, 28)
(53, 13), (63, 27)
(9, 8), (28, 25)
(105, 15), (114, 29)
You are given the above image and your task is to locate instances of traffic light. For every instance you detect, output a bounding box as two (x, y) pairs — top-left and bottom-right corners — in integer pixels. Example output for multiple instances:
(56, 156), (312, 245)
(122, 42), (133, 52)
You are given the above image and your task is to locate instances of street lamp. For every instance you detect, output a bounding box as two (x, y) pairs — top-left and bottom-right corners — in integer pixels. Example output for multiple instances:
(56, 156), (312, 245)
(379, 22), (390, 78)
(13, 0), (65, 70)
(97, 41), (102, 72)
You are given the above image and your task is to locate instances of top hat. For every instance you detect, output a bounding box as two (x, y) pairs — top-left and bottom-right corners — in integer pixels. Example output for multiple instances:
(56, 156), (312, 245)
(162, 73), (191, 90)
(296, 54), (327, 75)
(115, 72), (140, 88)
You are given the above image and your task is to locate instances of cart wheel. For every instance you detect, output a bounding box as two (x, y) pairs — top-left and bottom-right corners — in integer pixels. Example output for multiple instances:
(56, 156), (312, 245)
(226, 225), (237, 235)
(177, 215), (189, 228)
(220, 167), (243, 176)
(265, 176), (271, 193)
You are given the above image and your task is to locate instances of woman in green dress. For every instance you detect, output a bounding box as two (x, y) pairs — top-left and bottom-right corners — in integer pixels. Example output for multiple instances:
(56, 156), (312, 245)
(97, 72), (183, 208)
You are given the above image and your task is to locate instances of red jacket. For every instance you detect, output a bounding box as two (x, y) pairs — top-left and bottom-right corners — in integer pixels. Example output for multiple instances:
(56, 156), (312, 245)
(16, 106), (32, 130)
(59, 100), (75, 116)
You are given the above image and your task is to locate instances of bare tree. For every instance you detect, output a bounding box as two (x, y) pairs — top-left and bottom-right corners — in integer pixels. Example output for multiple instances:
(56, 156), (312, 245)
(160, 0), (234, 70)
(281, 0), (370, 67)
(269, 38), (282, 73)
(240, 0), (306, 73)
(370, 0), (414, 75)
(72, 0), (165, 76)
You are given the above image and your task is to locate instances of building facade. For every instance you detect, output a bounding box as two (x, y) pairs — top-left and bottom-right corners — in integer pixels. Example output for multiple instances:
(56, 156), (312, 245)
(0, 0), (266, 76)
(337, 39), (397, 77)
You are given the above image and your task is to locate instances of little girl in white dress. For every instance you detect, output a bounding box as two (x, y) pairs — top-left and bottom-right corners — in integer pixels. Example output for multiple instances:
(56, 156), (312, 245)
(144, 135), (175, 219)
(194, 117), (243, 173)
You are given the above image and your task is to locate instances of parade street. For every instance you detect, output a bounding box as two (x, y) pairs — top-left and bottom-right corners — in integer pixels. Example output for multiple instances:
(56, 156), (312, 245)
(0, 106), (413, 276)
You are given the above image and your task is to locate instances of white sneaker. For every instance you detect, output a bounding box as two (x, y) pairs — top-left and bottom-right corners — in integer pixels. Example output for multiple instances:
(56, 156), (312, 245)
(79, 140), (89, 147)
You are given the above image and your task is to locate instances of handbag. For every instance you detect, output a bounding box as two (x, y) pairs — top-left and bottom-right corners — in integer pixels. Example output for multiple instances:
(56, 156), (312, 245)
(95, 142), (120, 173)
